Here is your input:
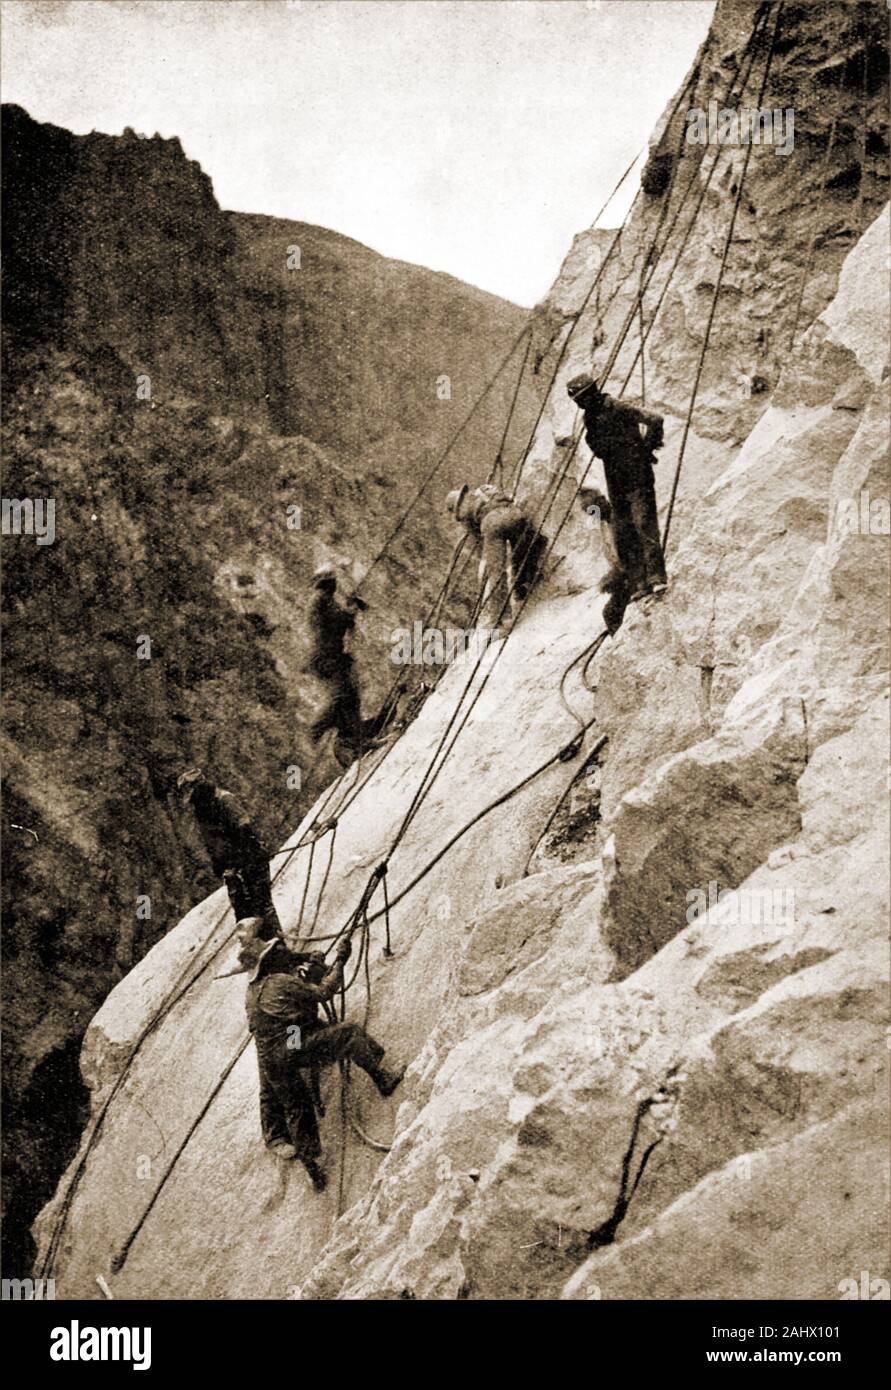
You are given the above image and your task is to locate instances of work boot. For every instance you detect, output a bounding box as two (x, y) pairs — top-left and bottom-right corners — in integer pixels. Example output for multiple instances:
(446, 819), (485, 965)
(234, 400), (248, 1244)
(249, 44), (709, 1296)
(371, 1063), (405, 1098)
(302, 1158), (327, 1192)
(629, 580), (668, 604)
(267, 1138), (297, 1160)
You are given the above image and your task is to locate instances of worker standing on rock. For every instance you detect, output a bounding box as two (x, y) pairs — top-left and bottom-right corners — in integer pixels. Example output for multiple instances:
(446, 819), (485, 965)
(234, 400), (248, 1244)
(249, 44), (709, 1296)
(228, 922), (404, 1192)
(177, 768), (280, 937)
(567, 373), (667, 602)
(445, 483), (547, 631)
(578, 485), (632, 635)
(306, 564), (368, 764)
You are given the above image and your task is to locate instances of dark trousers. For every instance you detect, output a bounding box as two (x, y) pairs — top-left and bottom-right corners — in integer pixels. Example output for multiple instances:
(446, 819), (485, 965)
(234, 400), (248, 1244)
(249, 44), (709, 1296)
(309, 657), (363, 748)
(256, 1022), (386, 1162)
(479, 505), (544, 627)
(603, 467), (666, 593)
(258, 1055), (321, 1160)
(224, 861), (281, 938)
(600, 563), (633, 635)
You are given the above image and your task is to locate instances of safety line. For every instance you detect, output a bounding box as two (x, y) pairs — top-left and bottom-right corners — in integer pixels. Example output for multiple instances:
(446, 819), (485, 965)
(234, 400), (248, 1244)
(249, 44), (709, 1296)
(357, 322), (532, 590)
(662, 1), (784, 554)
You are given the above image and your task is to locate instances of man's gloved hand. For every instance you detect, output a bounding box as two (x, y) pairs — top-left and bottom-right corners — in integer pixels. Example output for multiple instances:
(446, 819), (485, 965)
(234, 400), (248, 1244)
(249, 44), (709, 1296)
(335, 935), (353, 962)
(346, 594), (368, 612)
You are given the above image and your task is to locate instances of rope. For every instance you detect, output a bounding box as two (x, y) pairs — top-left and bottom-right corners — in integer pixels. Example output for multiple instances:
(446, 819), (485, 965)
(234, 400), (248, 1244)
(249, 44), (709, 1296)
(523, 733), (608, 877)
(582, 630), (610, 691)
(307, 821), (339, 936)
(336, 1063), (349, 1217)
(111, 1036), (251, 1273)
(381, 871), (393, 958)
(376, 401), (615, 891)
(345, 1092), (391, 1154)
(505, 135), (674, 499)
(51, 3), (785, 1277)
(595, 58), (716, 393)
(558, 628), (610, 733)
(787, 111), (839, 352)
(509, 146), (656, 497)
(295, 835), (316, 934)
(489, 329), (533, 488)
(40, 750), (372, 1277)
(661, 1), (784, 555)
(355, 714), (598, 938)
(357, 322), (532, 592)
(367, 532), (471, 749)
(607, 4), (774, 397)
(384, 430), (584, 859)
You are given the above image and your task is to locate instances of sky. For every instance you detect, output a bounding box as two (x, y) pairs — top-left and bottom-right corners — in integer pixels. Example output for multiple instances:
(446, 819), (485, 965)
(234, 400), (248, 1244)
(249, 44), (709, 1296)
(1, 0), (715, 306)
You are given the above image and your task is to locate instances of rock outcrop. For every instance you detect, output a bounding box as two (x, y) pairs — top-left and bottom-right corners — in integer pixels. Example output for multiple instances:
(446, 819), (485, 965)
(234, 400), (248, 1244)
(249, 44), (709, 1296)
(31, 0), (890, 1299)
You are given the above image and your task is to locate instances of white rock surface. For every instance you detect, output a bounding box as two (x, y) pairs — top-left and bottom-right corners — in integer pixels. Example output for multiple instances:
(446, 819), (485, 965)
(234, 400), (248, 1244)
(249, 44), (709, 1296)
(35, 3), (889, 1301)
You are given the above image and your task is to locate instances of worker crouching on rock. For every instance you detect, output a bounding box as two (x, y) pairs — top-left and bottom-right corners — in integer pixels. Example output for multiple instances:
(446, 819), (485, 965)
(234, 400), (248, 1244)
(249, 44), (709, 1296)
(567, 373), (668, 603)
(445, 483), (548, 632)
(230, 921), (404, 1192)
(177, 767), (280, 938)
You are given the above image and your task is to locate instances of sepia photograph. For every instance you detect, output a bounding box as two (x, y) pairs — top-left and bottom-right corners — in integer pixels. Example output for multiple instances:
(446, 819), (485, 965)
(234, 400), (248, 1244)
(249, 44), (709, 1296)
(1, 0), (888, 1354)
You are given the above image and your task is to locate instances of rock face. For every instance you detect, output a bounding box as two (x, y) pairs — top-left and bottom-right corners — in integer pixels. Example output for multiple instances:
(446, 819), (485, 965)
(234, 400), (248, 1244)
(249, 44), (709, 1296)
(1, 104), (533, 1275)
(33, 0), (890, 1299)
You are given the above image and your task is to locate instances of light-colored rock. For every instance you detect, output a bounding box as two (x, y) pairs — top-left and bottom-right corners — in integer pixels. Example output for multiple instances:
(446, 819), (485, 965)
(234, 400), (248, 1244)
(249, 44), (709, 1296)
(35, 1), (889, 1301)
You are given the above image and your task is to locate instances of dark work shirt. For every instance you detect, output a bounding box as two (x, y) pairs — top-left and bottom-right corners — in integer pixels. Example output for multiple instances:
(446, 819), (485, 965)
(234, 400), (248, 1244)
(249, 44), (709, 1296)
(246, 963), (345, 1041)
(583, 395), (664, 492)
(307, 591), (356, 669)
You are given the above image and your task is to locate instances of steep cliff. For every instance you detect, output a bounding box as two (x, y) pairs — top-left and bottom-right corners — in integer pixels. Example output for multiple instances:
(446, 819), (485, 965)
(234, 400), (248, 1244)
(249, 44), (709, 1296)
(1, 104), (533, 1275)
(31, 0), (890, 1299)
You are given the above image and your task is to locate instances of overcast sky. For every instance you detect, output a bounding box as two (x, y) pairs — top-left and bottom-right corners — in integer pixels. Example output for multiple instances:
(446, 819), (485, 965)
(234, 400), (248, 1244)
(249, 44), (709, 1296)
(2, 0), (714, 305)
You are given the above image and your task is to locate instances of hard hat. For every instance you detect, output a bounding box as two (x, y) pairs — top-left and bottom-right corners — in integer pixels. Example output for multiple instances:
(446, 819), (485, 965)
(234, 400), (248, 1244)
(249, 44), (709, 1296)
(567, 372), (600, 402)
(445, 485), (469, 521)
(312, 563), (337, 588)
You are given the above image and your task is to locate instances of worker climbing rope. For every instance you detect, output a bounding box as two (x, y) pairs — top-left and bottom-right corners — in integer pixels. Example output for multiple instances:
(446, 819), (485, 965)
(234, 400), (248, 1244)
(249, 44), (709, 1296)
(224, 916), (404, 1192)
